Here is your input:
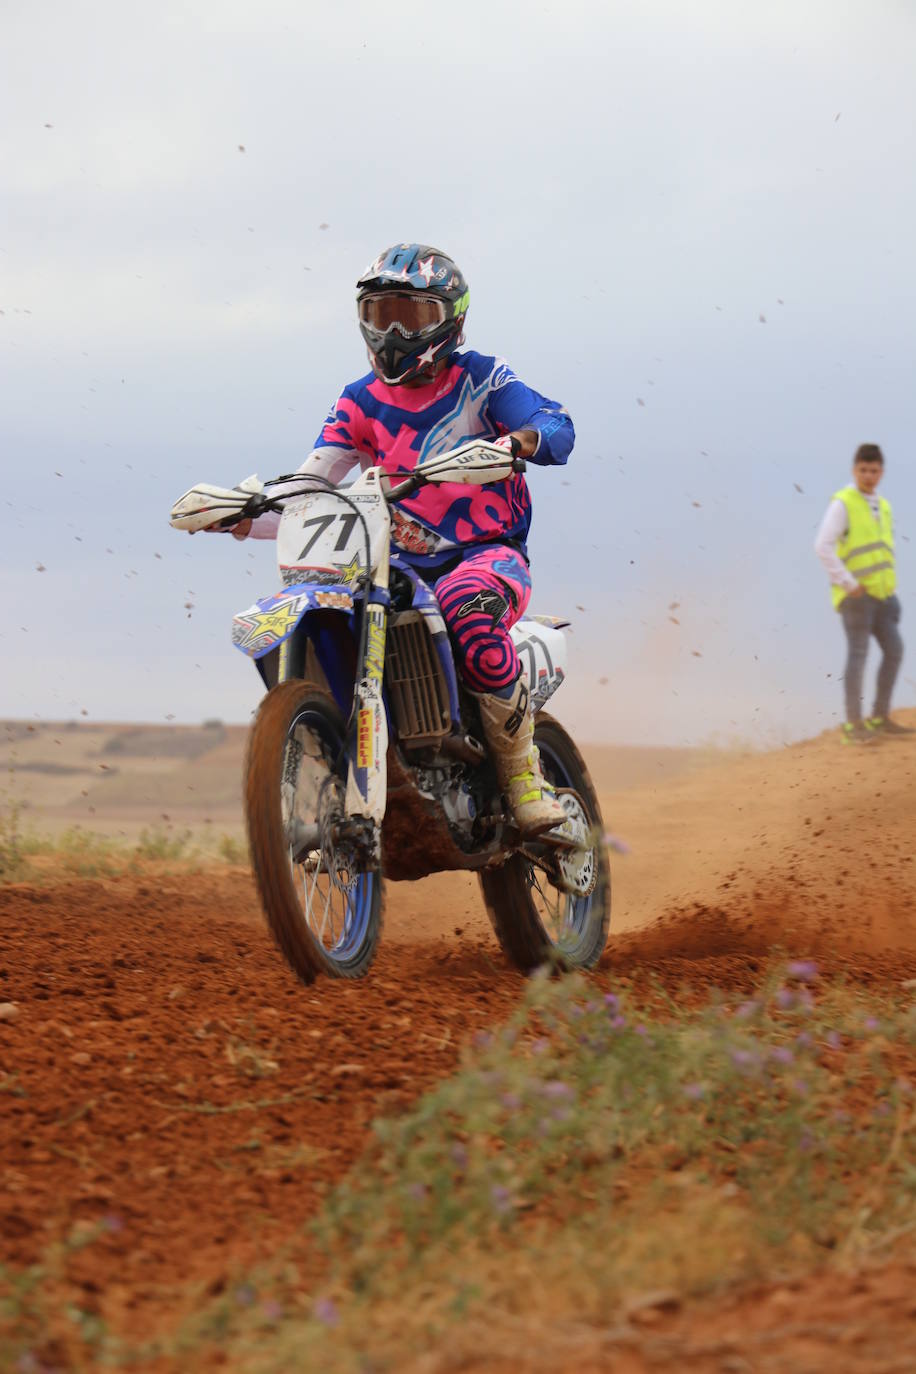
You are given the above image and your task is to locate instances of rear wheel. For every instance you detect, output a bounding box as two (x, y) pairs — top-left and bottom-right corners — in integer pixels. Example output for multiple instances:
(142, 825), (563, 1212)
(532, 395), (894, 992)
(478, 713), (610, 973)
(245, 679), (383, 983)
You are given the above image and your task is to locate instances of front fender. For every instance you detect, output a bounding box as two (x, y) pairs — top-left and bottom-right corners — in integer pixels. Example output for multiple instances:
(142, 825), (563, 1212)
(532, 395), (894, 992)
(232, 584), (354, 659)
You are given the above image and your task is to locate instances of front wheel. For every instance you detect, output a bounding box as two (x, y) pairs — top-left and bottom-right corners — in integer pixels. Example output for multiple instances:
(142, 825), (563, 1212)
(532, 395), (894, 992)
(478, 713), (610, 973)
(245, 679), (383, 983)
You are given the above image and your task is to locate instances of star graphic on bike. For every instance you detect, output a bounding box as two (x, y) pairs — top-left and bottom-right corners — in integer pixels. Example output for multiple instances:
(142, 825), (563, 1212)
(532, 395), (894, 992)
(233, 597), (302, 650)
(335, 553), (366, 585)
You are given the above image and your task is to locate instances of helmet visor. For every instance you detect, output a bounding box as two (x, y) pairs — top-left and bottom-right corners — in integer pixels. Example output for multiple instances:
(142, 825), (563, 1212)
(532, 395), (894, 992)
(358, 292), (446, 337)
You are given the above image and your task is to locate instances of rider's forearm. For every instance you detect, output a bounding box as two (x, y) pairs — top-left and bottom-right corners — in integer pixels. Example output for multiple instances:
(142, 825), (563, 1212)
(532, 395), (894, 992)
(519, 409), (575, 467)
(231, 448), (362, 541)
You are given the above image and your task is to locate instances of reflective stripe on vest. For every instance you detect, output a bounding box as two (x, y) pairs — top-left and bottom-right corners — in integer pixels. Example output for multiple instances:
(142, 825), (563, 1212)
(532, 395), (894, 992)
(831, 486), (896, 609)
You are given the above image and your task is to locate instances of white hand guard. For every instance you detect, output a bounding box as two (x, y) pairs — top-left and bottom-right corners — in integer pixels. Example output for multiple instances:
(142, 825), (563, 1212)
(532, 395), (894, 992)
(418, 440), (519, 485)
(169, 475), (263, 532)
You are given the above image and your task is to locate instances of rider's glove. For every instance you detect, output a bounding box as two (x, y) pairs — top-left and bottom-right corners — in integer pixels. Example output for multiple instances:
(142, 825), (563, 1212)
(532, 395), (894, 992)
(492, 434), (523, 459)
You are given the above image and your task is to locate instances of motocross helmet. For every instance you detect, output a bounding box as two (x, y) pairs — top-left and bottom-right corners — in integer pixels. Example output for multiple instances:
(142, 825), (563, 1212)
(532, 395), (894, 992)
(356, 243), (469, 385)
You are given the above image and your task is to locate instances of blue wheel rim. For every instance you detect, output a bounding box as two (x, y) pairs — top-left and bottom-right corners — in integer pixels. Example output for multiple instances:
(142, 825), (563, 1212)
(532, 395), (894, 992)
(286, 705), (377, 966)
(534, 735), (597, 943)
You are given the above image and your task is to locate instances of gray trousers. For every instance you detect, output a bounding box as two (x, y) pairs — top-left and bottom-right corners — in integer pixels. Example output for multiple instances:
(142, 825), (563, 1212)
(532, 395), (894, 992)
(839, 593), (904, 723)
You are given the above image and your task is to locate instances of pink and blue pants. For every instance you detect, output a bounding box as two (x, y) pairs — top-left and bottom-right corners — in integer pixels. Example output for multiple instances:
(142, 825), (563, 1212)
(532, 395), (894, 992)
(430, 544), (532, 697)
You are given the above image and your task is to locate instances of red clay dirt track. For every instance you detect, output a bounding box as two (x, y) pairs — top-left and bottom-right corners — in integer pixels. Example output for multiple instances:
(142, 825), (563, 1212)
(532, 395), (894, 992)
(2, 717), (916, 1368)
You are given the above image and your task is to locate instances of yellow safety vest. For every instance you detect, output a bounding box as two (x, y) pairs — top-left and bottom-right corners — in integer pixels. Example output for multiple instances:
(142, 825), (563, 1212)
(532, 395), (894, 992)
(831, 485), (896, 609)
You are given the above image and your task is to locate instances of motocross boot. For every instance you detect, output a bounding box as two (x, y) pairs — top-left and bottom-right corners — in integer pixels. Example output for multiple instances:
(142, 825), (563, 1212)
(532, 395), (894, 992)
(473, 674), (567, 836)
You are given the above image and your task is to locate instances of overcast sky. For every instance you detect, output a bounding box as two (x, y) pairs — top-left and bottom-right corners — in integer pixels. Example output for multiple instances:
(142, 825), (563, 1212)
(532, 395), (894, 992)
(3, 0), (915, 746)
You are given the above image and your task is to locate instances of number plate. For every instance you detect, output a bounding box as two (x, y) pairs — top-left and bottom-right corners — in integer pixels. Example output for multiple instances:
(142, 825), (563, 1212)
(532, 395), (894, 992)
(277, 486), (386, 586)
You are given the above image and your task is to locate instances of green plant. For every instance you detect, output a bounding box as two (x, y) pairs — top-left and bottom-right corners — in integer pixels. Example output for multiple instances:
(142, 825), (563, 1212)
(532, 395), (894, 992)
(135, 826), (194, 862)
(160, 965), (916, 1374)
(217, 832), (249, 865)
(0, 1223), (119, 1371)
(0, 795), (26, 882)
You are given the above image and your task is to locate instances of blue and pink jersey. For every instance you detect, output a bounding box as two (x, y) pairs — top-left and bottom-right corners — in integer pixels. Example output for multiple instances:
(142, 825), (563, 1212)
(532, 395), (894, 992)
(307, 350), (574, 571)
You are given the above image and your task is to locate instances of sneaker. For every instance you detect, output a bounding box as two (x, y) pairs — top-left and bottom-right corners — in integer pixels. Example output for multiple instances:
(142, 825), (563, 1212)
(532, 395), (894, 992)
(841, 721), (878, 745)
(866, 716), (916, 737)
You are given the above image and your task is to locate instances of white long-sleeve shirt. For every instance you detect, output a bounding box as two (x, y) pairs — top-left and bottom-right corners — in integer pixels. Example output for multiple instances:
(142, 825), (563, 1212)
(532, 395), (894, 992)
(814, 487), (884, 593)
(244, 448), (368, 540)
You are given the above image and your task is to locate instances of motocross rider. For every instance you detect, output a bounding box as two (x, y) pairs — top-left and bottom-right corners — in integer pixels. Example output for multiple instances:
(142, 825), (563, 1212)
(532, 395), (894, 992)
(229, 243), (574, 836)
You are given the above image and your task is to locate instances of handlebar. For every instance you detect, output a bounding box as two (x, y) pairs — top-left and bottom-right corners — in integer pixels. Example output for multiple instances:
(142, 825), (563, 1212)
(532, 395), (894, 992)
(255, 447), (527, 515)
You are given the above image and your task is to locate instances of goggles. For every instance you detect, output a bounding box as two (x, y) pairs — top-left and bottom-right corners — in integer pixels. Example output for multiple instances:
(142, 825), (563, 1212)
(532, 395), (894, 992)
(358, 292), (447, 337)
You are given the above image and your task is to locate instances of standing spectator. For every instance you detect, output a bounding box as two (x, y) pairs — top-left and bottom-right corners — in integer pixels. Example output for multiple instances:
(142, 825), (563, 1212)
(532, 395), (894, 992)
(815, 443), (912, 743)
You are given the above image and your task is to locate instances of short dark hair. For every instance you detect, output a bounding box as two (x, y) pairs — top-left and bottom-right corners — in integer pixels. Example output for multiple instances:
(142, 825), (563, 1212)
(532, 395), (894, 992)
(853, 443), (884, 466)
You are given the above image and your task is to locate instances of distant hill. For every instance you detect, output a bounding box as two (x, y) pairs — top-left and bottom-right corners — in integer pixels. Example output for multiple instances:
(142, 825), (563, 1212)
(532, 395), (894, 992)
(1, 717), (722, 842)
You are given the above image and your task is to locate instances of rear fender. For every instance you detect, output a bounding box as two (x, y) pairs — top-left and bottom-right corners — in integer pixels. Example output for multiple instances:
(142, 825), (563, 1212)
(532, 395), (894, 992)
(510, 618), (568, 711)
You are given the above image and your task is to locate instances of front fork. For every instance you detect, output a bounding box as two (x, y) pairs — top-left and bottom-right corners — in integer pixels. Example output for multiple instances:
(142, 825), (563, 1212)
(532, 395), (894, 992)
(343, 591), (390, 858)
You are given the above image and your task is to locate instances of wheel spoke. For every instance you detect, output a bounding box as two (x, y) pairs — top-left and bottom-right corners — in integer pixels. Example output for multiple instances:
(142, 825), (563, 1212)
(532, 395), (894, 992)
(318, 878), (334, 944)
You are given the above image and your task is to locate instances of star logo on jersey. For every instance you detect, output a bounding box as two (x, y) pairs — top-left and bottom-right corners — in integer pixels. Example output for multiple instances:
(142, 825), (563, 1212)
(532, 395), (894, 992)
(417, 255), (436, 286)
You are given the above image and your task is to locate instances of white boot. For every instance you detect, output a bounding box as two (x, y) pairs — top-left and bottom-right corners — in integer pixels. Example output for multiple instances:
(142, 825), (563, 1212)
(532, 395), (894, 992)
(473, 675), (567, 836)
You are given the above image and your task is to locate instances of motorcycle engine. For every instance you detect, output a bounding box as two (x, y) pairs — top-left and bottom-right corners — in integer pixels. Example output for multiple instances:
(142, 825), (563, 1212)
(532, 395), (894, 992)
(414, 766), (477, 830)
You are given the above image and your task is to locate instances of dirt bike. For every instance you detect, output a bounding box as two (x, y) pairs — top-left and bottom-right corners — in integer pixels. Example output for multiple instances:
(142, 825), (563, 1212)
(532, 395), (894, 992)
(169, 442), (610, 983)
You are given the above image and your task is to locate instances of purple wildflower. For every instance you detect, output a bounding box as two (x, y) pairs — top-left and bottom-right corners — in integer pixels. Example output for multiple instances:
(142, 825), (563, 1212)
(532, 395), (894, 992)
(102, 1213), (124, 1234)
(450, 1141), (469, 1169)
(787, 959), (819, 983)
(635, 1024), (648, 1038)
(774, 987), (796, 1011)
(473, 1029), (493, 1050)
(235, 1284), (255, 1308)
(825, 1030), (842, 1050)
(790, 1078), (809, 1097)
(604, 992), (620, 1012)
(542, 1079), (574, 1100)
(491, 1184), (512, 1215)
(769, 1046), (794, 1065)
(795, 1031), (813, 1050)
(314, 1296), (340, 1327)
(730, 1048), (758, 1071)
(864, 1016), (879, 1032)
(735, 1000), (761, 1020)
(531, 1037), (549, 1056)
(895, 1077), (912, 1096)
(683, 1081), (706, 1100)
(501, 1091), (522, 1111)
(17, 1355), (38, 1374)
(407, 1181), (427, 1202)
(609, 1015), (627, 1031)
(262, 1299), (283, 1322)
(798, 1128), (815, 1153)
